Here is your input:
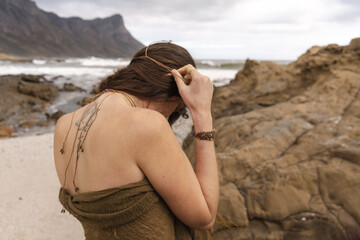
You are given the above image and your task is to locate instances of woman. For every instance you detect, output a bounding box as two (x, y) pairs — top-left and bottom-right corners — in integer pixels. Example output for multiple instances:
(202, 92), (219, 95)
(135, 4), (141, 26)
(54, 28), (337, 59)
(54, 42), (219, 239)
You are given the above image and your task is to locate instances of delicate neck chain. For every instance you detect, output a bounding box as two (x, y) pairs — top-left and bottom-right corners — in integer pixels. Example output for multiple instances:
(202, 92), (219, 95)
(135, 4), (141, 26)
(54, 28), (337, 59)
(119, 91), (137, 107)
(60, 89), (137, 192)
(60, 89), (137, 154)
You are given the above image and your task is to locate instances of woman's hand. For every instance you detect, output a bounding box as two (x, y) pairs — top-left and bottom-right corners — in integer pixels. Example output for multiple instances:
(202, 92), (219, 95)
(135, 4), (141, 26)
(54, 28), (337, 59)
(171, 65), (213, 117)
(136, 65), (218, 230)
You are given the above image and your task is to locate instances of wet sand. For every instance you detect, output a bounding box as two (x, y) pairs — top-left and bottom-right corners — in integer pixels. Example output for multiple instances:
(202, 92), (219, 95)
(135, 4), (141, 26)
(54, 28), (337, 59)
(0, 133), (83, 240)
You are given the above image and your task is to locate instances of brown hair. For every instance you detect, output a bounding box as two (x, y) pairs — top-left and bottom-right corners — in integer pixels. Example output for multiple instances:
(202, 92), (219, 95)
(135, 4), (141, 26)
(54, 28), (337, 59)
(99, 42), (196, 125)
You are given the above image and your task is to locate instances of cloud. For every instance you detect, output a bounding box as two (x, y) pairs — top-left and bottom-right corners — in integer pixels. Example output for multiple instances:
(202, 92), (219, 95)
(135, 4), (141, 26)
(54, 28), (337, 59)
(339, 0), (360, 8)
(34, 0), (239, 22)
(332, 0), (360, 22)
(32, 0), (360, 60)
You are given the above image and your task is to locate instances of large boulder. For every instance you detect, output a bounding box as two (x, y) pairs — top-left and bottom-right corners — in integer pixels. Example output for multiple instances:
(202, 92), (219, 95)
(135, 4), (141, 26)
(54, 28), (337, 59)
(61, 83), (86, 92)
(17, 77), (58, 101)
(184, 38), (360, 239)
(0, 75), (58, 131)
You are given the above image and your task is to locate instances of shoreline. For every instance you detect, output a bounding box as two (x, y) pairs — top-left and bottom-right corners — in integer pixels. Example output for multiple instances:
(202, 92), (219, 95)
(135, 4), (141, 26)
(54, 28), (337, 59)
(0, 133), (83, 240)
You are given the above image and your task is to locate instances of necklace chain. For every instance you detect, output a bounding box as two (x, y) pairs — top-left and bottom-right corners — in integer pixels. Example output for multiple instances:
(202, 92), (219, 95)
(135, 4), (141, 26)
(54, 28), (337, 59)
(61, 89), (136, 192)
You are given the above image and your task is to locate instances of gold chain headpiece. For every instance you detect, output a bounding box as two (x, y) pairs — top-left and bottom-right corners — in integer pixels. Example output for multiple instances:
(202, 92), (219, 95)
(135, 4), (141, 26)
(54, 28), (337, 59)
(144, 42), (173, 72)
(134, 41), (173, 73)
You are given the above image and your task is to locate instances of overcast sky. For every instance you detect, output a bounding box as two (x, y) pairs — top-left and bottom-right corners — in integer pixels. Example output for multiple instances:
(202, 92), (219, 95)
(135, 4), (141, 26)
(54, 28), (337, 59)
(33, 0), (359, 60)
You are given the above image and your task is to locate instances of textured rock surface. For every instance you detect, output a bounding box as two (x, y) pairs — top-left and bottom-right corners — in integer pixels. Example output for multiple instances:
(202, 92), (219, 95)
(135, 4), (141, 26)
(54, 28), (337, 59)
(0, 75), (58, 132)
(17, 78), (58, 101)
(184, 38), (360, 239)
(61, 83), (86, 92)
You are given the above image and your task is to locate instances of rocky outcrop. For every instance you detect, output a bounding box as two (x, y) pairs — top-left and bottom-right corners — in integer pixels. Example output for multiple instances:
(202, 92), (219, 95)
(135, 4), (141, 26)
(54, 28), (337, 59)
(17, 75), (58, 101)
(184, 38), (360, 239)
(0, 75), (59, 133)
(0, 0), (143, 57)
(61, 83), (86, 92)
(46, 110), (66, 121)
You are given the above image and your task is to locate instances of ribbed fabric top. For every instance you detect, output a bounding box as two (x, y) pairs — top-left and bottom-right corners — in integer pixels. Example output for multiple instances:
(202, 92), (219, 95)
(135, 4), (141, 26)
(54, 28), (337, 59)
(59, 178), (210, 240)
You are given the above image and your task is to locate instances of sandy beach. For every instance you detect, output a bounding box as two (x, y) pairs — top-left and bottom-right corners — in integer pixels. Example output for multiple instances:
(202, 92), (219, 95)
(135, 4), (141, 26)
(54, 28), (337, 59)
(1, 0), (360, 238)
(0, 133), (84, 239)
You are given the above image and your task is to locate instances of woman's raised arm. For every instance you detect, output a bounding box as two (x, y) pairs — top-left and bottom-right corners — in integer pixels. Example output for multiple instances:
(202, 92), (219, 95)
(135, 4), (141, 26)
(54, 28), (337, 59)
(135, 66), (218, 230)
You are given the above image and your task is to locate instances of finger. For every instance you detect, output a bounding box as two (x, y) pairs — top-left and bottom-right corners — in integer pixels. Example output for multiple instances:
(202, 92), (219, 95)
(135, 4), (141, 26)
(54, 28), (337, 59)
(167, 72), (189, 84)
(177, 64), (196, 76)
(178, 65), (203, 83)
(171, 69), (186, 89)
(183, 75), (192, 85)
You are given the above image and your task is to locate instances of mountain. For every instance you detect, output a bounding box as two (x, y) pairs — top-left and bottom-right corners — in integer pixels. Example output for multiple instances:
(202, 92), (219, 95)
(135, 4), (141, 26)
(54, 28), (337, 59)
(0, 0), (144, 58)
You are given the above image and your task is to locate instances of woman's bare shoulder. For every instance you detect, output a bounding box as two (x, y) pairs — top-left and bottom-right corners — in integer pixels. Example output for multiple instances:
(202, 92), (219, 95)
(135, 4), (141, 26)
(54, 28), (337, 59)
(54, 112), (74, 137)
(120, 107), (172, 138)
(54, 105), (172, 150)
(134, 107), (168, 126)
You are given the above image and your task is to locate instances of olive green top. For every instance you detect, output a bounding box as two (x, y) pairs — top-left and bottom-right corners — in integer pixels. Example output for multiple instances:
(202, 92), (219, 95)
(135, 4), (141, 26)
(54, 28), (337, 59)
(59, 177), (211, 240)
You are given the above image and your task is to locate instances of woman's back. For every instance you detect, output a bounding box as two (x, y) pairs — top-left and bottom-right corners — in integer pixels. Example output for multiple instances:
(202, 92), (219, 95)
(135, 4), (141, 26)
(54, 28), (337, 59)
(54, 92), (148, 195)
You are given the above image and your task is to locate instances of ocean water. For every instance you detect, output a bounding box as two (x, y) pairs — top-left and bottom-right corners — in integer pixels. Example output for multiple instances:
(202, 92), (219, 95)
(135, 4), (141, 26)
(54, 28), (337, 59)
(0, 57), (246, 139)
(0, 57), (244, 112)
(0, 57), (241, 85)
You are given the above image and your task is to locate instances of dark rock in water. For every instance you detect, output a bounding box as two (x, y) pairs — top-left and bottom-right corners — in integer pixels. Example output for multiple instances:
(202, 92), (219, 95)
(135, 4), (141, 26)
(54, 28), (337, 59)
(20, 119), (37, 129)
(0, 75), (59, 133)
(50, 76), (63, 81)
(21, 75), (44, 83)
(78, 97), (94, 107)
(36, 120), (50, 127)
(0, 0), (143, 58)
(17, 79), (58, 101)
(61, 83), (86, 92)
(91, 85), (100, 94)
(47, 110), (66, 121)
(183, 38), (360, 239)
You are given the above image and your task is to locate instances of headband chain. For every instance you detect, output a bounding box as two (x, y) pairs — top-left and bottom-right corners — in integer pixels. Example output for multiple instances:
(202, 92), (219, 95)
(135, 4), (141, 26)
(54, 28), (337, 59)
(141, 42), (173, 72)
